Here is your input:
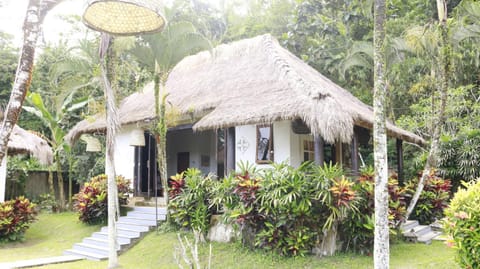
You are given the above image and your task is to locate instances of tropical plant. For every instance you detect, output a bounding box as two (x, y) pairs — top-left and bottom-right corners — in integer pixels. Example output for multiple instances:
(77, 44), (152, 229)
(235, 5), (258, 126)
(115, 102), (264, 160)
(129, 18), (211, 209)
(73, 174), (131, 224)
(168, 168), (216, 237)
(0, 196), (37, 242)
(443, 179), (480, 269)
(23, 92), (88, 210)
(403, 171), (451, 224)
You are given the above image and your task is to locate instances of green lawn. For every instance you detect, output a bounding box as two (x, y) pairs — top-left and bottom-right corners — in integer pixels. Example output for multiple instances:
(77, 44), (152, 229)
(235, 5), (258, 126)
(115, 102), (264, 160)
(0, 212), (101, 262)
(1, 213), (458, 268)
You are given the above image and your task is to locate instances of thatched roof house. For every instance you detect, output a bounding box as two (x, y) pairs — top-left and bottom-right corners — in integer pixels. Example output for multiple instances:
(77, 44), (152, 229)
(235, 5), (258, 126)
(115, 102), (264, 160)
(8, 125), (53, 165)
(66, 34), (424, 146)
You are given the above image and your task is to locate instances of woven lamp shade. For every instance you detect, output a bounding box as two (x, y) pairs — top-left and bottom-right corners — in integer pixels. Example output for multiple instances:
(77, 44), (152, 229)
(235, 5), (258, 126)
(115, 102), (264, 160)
(83, 0), (167, 36)
(129, 128), (146, 146)
(81, 135), (102, 152)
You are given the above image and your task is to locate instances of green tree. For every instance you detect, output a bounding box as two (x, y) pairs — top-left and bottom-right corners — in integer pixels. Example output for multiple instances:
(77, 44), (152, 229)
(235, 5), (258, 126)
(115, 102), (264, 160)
(23, 92), (87, 210)
(130, 20), (211, 206)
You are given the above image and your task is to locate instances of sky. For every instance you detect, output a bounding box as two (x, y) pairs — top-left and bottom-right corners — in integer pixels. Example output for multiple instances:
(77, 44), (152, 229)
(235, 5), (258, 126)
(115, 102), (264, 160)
(0, 0), (227, 47)
(0, 0), (84, 46)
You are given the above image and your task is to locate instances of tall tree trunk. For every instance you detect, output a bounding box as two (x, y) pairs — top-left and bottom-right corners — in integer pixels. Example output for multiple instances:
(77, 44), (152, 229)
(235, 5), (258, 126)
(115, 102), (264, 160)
(154, 71), (169, 208)
(55, 152), (66, 211)
(373, 0), (389, 268)
(68, 156), (73, 210)
(101, 34), (120, 269)
(405, 0), (449, 221)
(0, 0), (63, 165)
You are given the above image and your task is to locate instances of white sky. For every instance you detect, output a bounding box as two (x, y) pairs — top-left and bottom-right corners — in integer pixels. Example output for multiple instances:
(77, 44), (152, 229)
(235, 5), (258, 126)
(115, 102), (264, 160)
(0, 0), (84, 46)
(0, 0), (228, 47)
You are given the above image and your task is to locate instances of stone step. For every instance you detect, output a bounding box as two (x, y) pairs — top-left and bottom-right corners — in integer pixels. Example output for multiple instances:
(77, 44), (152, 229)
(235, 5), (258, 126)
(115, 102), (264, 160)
(417, 230), (443, 244)
(430, 220), (443, 232)
(100, 226), (144, 238)
(72, 243), (111, 256)
(63, 249), (107, 261)
(82, 237), (128, 250)
(116, 222), (151, 232)
(403, 225), (431, 237)
(400, 220), (419, 231)
(92, 232), (134, 244)
(118, 216), (158, 226)
(127, 211), (167, 220)
(131, 206), (167, 214)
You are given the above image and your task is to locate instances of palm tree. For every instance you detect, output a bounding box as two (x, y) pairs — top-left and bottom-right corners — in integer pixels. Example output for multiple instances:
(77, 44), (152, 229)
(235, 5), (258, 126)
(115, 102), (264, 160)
(130, 20), (211, 206)
(373, 0), (389, 268)
(0, 0), (63, 165)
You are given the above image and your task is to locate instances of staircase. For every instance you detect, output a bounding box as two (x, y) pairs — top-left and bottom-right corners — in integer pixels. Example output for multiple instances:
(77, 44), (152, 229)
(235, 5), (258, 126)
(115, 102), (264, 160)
(64, 206), (166, 261)
(401, 220), (444, 244)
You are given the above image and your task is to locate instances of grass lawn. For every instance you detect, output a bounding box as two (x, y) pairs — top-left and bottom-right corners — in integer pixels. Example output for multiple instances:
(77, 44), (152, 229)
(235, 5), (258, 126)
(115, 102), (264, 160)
(1, 213), (458, 268)
(0, 212), (101, 262)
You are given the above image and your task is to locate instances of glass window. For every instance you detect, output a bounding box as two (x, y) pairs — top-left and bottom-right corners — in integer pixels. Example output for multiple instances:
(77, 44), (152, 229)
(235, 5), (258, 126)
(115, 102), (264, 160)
(303, 139), (315, 162)
(256, 125), (273, 163)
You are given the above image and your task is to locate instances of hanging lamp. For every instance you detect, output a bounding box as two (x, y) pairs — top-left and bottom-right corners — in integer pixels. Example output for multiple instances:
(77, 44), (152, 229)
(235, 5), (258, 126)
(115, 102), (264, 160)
(129, 128), (145, 146)
(82, 135), (102, 152)
(82, 0), (167, 36)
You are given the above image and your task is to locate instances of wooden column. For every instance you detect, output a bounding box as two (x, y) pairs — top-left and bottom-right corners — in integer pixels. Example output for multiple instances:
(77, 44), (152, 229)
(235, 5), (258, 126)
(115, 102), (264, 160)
(314, 135), (324, 165)
(396, 139), (404, 185)
(351, 133), (359, 176)
(335, 142), (343, 166)
(226, 127), (236, 174)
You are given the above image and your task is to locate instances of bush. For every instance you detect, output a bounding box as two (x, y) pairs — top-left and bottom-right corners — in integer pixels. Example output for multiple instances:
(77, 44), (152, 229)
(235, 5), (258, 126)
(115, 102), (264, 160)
(403, 171), (452, 224)
(339, 167), (407, 254)
(168, 168), (216, 235)
(226, 162), (358, 257)
(0, 196), (37, 242)
(443, 179), (480, 269)
(74, 174), (132, 224)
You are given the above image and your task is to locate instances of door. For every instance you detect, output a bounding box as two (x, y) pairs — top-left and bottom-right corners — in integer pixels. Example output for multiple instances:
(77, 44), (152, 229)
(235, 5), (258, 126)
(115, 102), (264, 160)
(134, 132), (162, 197)
(177, 152), (190, 174)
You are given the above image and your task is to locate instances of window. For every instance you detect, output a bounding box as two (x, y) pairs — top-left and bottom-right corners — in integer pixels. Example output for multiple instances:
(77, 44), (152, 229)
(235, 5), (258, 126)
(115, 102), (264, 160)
(303, 139), (315, 162)
(256, 125), (273, 163)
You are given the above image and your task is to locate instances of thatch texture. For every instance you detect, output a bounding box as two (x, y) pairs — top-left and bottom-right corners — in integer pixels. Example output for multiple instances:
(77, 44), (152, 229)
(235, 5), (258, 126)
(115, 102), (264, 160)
(66, 34), (425, 145)
(8, 125), (53, 165)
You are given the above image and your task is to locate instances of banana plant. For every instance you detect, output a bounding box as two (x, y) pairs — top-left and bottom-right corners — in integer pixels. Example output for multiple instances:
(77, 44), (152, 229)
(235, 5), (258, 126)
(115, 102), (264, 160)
(23, 91), (88, 210)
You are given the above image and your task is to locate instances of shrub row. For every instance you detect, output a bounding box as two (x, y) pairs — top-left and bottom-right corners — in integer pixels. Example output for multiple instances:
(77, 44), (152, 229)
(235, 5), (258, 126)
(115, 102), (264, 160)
(169, 162), (451, 256)
(0, 196), (37, 242)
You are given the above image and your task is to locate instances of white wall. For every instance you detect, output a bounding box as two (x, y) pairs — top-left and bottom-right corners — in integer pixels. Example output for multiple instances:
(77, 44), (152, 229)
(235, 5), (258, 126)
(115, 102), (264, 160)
(112, 125), (135, 183)
(0, 154), (6, 202)
(235, 120), (299, 170)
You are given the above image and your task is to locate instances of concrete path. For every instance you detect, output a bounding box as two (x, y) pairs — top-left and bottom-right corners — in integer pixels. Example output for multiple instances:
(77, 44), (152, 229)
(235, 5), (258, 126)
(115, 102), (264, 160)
(0, 255), (84, 269)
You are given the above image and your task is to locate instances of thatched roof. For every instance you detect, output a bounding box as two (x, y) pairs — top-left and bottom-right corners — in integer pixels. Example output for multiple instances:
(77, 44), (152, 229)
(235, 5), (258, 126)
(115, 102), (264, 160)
(66, 34), (425, 146)
(8, 125), (53, 165)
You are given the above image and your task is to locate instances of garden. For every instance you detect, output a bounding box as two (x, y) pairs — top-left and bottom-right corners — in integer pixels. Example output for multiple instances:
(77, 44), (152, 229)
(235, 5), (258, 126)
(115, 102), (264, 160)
(1, 0), (480, 268)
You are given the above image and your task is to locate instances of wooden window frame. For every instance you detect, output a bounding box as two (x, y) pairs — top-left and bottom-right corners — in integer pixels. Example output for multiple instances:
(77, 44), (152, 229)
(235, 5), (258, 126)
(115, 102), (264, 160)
(256, 125), (274, 164)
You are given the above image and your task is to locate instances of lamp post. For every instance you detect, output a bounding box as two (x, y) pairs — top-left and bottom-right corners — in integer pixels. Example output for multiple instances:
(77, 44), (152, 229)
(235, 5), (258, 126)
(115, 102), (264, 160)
(82, 1), (166, 267)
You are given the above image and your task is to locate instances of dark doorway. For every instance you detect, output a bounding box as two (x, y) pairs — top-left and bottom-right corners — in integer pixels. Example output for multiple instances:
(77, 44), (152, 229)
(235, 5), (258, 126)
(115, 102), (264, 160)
(134, 132), (162, 197)
(177, 152), (190, 174)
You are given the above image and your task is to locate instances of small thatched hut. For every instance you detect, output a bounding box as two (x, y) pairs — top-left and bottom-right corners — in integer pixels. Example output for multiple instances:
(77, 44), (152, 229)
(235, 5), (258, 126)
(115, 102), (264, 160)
(0, 122), (53, 202)
(67, 34), (424, 197)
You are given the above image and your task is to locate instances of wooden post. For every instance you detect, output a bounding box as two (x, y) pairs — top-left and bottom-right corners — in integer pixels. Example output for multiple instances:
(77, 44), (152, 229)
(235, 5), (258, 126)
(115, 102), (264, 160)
(335, 142), (343, 166)
(396, 139), (404, 185)
(314, 135), (324, 165)
(351, 133), (359, 175)
(226, 127), (236, 174)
